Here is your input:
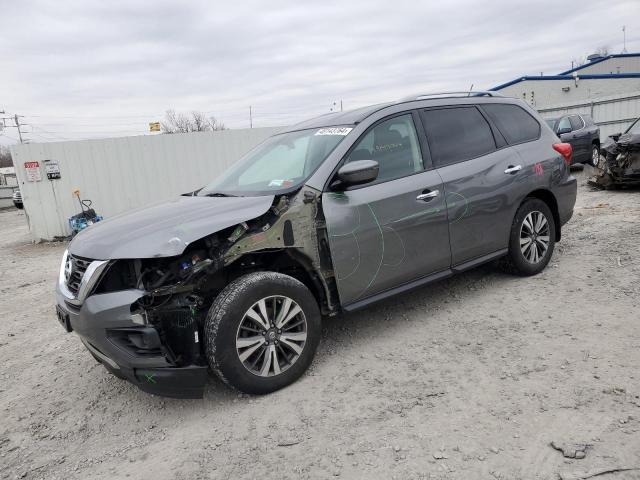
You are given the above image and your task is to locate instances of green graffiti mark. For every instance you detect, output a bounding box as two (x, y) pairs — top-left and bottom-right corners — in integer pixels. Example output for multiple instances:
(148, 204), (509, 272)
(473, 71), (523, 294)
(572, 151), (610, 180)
(335, 232), (361, 281)
(354, 204), (385, 300)
(447, 192), (469, 223)
(144, 373), (157, 384)
(329, 205), (361, 237)
(391, 207), (441, 223)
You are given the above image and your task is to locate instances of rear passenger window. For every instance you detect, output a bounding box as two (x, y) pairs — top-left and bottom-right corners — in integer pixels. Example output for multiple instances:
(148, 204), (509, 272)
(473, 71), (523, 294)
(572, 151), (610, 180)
(569, 115), (583, 131)
(481, 103), (541, 145)
(422, 107), (496, 167)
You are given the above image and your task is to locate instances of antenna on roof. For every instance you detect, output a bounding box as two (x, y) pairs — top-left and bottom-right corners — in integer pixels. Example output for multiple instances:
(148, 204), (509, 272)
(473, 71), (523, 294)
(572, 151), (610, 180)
(622, 25), (628, 53)
(467, 84), (474, 97)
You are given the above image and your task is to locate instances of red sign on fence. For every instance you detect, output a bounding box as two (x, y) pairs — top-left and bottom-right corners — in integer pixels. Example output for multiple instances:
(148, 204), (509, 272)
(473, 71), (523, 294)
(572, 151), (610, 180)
(24, 161), (42, 182)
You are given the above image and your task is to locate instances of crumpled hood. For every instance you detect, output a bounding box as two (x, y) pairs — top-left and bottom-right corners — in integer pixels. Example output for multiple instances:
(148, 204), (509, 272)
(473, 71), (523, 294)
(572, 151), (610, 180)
(68, 195), (275, 259)
(616, 132), (640, 151)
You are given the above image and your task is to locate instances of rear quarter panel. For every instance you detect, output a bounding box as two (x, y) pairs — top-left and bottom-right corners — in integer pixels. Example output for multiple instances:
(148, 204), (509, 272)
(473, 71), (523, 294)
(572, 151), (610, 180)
(510, 128), (575, 228)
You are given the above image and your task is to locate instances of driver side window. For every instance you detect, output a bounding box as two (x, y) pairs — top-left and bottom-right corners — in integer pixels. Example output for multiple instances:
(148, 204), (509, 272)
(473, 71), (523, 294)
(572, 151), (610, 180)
(345, 114), (423, 184)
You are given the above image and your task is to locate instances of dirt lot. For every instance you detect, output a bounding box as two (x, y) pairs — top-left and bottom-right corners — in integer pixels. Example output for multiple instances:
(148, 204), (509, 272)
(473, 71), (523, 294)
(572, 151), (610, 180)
(1, 168), (639, 480)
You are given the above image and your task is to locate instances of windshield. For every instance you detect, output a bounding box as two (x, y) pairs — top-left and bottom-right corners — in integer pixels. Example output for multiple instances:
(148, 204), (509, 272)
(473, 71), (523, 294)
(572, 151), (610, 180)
(625, 118), (640, 135)
(199, 126), (352, 196)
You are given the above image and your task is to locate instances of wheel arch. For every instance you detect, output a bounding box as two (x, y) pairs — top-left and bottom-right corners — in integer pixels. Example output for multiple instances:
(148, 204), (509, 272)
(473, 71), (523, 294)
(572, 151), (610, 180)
(521, 189), (561, 241)
(224, 249), (332, 314)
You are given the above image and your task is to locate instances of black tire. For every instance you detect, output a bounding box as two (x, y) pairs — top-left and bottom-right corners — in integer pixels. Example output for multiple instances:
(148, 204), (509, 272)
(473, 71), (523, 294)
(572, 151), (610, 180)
(500, 198), (556, 276)
(204, 271), (321, 394)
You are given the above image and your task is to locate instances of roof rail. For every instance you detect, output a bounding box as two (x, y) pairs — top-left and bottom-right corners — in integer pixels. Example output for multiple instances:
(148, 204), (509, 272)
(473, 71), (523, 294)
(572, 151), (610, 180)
(400, 91), (504, 101)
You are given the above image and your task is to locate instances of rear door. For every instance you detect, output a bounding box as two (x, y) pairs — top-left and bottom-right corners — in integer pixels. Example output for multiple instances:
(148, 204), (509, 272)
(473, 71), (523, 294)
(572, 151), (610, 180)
(322, 112), (451, 306)
(557, 115), (581, 163)
(569, 115), (589, 162)
(421, 104), (539, 265)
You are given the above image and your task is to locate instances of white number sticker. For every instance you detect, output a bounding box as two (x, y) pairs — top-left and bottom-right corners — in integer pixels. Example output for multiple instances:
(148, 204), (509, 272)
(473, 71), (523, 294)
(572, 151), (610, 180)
(315, 127), (353, 136)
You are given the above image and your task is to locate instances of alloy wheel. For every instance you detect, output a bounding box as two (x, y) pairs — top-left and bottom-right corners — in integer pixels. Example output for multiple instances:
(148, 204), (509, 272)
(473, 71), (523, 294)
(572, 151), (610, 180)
(236, 296), (307, 377)
(591, 146), (600, 167)
(519, 211), (550, 264)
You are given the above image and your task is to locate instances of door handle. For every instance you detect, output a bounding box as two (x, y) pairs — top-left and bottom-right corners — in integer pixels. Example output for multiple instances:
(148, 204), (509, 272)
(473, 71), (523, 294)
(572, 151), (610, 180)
(504, 165), (522, 174)
(416, 189), (439, 201)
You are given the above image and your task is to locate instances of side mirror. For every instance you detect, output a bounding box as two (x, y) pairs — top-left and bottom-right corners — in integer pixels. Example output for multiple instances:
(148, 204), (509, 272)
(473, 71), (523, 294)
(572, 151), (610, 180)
(557, 126), (571, 135)
(609, 132), (621, 141)
(332, 160), (379, 189)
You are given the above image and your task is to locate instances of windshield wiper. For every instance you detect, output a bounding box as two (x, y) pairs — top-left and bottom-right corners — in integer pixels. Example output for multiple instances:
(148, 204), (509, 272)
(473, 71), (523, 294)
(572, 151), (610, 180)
(204, 192), (238, 197)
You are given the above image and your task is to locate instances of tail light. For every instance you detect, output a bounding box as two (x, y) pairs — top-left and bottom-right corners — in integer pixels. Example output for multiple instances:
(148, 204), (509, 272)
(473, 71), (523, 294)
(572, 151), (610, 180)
(553, 143), (573, 164)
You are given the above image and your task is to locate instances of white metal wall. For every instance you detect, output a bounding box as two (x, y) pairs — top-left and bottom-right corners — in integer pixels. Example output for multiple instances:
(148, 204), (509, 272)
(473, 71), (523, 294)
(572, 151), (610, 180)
(497, 77), (640, 108)
(10, 127), (281, 241)
(536, 91), (640, 140)
(566, 56), (640, 75)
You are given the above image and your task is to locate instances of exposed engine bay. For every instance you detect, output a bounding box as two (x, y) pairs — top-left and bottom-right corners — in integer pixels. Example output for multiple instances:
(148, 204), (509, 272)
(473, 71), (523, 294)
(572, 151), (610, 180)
(590, 132), (640, 188)
(90, 187), (338, 370)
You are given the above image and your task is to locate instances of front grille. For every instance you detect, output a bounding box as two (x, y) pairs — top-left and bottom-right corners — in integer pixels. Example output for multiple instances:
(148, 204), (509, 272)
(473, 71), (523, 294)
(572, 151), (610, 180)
(66, 255), (92, 296)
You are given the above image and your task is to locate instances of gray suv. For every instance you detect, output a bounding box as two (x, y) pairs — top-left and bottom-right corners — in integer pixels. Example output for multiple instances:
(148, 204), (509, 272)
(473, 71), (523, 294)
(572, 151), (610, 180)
(545, 114), (600, 166)
(55, 92), (577, 397)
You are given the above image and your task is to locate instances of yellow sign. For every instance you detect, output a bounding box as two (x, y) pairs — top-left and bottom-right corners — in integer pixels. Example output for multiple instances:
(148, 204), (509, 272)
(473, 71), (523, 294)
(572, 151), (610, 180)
(149, 122), (161, 132)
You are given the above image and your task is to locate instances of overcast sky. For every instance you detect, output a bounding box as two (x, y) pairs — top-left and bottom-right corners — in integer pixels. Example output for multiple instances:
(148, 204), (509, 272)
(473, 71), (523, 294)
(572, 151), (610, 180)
(1, 0), (639, 145)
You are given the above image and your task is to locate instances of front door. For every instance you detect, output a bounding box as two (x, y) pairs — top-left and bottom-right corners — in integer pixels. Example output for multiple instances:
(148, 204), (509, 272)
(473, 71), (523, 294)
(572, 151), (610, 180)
(323, 113), (451, 306)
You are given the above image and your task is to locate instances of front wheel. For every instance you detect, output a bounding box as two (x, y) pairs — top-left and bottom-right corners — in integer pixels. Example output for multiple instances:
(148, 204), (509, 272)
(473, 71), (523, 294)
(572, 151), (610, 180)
(501, 198), (556, 276)
(205, 272), (321, 394)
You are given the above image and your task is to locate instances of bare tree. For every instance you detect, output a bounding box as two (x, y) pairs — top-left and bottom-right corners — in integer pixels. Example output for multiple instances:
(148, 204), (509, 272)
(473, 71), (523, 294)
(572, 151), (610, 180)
(595, 45), (610, 56)
(0, 145), (13, 168)
(161, 110), (226, 134)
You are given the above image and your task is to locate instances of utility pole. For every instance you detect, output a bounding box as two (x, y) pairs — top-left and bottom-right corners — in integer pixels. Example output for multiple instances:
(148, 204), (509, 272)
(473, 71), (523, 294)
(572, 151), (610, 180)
(340, 100), (343, 112)
(249, 106), (253, 128)
(0, 112), (25, 143)
(622, 25), (627, 53)
(14, 114), (24, 144)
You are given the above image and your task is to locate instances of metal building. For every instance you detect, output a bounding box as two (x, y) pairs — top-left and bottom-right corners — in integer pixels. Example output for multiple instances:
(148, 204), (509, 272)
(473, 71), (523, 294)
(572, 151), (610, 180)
(10, 127), (280, 241)
(491, 53), (640, 138)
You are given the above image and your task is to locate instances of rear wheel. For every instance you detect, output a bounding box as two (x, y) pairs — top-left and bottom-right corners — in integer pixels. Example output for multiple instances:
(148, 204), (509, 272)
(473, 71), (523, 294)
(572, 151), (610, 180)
(501, 198), (556, 276)
(590, 144), (600, 167)
(205, 272), (321, 394)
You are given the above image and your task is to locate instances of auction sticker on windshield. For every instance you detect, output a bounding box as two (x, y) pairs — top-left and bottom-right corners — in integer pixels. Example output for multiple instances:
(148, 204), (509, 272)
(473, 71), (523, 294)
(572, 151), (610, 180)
(315, 127), (353, 136)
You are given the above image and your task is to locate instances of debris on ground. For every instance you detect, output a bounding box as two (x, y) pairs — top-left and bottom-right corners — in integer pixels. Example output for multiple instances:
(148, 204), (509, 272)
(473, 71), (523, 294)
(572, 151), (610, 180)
(550, 441), (591, 459)
(558, 466), (640, 480)
(277, 438), (302, 447)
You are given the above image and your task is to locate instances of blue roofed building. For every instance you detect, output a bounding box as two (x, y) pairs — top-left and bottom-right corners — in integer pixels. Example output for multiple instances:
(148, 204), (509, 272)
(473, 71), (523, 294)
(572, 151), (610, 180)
(490, 53), (640, 138)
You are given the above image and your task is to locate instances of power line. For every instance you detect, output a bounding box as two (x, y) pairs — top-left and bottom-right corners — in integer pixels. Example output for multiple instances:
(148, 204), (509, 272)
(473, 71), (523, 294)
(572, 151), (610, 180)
(20, 112), (164, 119)
(0, 133), (19, 142)
(26, 120), (154, 127)
(0, 114), (25, 144)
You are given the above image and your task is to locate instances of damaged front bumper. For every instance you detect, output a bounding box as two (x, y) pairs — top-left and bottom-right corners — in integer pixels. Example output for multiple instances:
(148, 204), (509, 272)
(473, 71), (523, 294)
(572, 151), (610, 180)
(591, 133), (640, 188)
(55, 288), (208, 399)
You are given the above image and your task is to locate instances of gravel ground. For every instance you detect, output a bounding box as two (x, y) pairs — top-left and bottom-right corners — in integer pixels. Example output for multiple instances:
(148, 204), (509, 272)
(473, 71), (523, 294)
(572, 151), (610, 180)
(1, 167), (639, 480)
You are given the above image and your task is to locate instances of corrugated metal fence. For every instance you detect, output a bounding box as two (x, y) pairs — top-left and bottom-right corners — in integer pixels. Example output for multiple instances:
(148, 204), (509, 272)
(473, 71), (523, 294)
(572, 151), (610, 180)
(10, 127), (280, 241)
(537, 91), (640, 139)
